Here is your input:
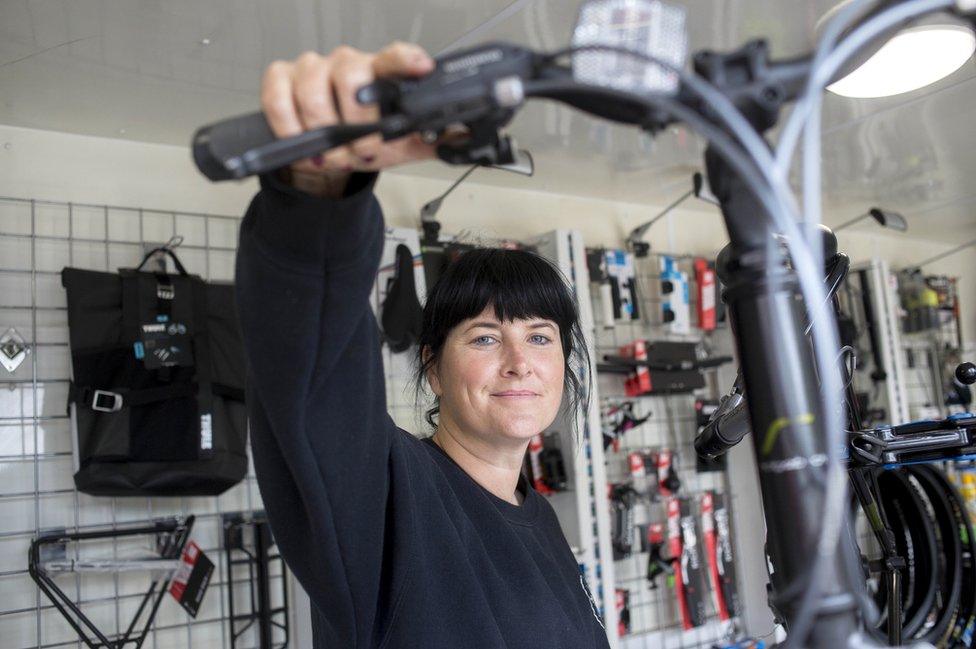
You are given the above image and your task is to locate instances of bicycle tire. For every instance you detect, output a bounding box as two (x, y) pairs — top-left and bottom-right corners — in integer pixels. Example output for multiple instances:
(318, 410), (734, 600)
(861, 469), (940, 642)
(907, 466), (964, 646)
(911, 466), (976, 648)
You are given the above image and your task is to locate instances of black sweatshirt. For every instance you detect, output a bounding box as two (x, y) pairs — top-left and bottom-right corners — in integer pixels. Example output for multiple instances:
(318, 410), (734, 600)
(234, 170), (611, 649)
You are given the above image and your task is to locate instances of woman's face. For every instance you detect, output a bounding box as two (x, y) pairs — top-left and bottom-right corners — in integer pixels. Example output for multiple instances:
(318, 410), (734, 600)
(426, 305), (565, 446)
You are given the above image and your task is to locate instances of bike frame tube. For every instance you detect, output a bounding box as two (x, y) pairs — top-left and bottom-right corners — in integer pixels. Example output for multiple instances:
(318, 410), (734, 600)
(707, 146), (862, 647)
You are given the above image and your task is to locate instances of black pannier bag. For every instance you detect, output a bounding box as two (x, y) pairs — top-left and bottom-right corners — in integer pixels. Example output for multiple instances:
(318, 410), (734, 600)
(61, 246), (248, 496)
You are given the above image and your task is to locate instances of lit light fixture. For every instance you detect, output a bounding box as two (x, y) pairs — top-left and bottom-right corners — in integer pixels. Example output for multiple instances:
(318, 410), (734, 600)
(819, 4), (976, 100)
(828, 25), (974, 98)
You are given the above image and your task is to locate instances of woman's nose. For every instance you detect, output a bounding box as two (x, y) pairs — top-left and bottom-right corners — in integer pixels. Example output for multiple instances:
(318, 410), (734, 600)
(501, 343), (531, 376)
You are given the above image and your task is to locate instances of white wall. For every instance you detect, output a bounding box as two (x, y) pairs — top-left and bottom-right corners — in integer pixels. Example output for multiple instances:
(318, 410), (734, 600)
(2, 124), (974, 647)
(1, 123), (968, 275)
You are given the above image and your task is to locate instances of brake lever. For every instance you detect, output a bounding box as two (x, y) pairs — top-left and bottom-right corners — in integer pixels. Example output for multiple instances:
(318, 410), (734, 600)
(192, 42), (541, 181)
(356, 42), (542, 166)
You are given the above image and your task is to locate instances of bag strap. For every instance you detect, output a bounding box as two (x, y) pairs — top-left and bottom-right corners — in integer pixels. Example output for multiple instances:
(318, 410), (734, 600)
(135, 247), (189, 276)
(189, 276), (215, 458)
(120, 270), (142, 344)
(66, 381), (244, 415)
(68, 382), (195, 413)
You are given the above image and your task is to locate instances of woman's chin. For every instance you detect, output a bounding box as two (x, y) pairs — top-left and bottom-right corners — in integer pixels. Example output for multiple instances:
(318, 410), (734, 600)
(493, 418), (549, 442)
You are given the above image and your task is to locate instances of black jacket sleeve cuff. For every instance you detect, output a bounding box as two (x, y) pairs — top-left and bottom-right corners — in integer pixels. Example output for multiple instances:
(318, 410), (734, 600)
(244, 170), (381, 270)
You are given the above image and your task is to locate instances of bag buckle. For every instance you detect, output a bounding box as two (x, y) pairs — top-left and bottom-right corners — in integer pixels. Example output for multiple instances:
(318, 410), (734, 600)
(91, 390), (123, 413)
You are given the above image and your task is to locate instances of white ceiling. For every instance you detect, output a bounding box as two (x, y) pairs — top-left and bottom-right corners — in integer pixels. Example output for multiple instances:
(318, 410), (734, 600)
(2, 0), (975, 242)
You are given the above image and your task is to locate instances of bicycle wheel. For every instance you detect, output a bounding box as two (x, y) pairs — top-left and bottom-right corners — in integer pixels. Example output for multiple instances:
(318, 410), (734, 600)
(860, 469), (940, 643)
(910, 466), (976, 649)
(907, 465), (964, 646)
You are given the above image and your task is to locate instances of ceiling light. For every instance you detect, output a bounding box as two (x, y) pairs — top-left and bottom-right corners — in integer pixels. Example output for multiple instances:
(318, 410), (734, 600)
(827, 24), (975, 98)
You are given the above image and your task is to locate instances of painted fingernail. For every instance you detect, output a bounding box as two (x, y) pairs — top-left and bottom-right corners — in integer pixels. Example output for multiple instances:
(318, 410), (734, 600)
(362, 155), (376, 164)
(342, 164), (354, 172)
(312, 154), (324, 167)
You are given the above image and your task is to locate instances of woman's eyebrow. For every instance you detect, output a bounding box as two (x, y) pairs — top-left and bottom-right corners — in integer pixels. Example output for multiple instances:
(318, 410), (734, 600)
(464, 321), (502, 332)
(464, 321), (556, 333)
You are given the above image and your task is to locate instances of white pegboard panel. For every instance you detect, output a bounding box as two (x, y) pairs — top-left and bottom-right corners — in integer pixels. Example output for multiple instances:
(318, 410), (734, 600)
(0, 196), (281, 649)
(369, 225), (430, 436)
(592, 249), (740, 647)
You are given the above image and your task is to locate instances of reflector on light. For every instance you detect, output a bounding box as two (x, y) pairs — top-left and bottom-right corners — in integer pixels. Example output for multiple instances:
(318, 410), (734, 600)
(827, 24), (975, 98)
(571, 0), (688, 95)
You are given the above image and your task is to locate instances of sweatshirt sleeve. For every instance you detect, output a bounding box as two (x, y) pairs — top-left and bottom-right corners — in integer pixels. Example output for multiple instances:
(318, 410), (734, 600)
(234, 170), (398, 648)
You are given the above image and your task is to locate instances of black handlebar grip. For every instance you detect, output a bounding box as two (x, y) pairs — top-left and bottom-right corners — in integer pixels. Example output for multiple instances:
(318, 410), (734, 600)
(694, 400), (751, 460)
(956, 362), (976, 386)
(192, 111), (277, 181)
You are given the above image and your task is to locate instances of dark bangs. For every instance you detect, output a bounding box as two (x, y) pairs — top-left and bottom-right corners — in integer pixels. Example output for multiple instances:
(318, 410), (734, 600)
(425, 248), (577, 356)
(413, 247), (591, 445)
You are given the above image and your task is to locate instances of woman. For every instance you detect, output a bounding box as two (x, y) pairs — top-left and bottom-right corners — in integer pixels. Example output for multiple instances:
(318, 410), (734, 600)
(234, 41), (610, 648)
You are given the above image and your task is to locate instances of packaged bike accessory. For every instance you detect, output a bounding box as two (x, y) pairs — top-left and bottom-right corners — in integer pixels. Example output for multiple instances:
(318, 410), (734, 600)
(603, 340), (707, 395)
(610, 483), (639, 560)
(527, 434), (553, 495)
(541, 433), (569, 492)
(702, 491), (738, 620)
(668, 497), (707, 630)
(615, 588), (631, 637)
(657, 450), (681, 497)
(645, 522), (672, 589)
(526, 433), (569, 495)
(586, 248), (618, 328)
(605, 249), (640, 321)
(694, 257), (717, 331)
(660, 255), (690, 333)
(601, 401), (650, 451)
(61, 246), (248, 496)
(713, 492), (740, 618)
(628, 450), (657, 495)
(619, 339), (651, 397)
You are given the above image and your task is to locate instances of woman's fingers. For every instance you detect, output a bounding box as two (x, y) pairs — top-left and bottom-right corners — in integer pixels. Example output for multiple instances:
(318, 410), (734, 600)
(259, 41), (441, 177)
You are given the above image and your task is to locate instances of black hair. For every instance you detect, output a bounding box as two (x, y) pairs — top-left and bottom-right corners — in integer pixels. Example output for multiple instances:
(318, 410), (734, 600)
(412, 247), (591, 447)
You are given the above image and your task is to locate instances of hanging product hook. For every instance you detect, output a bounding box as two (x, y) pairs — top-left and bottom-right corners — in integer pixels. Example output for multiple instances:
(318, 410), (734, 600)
(163, 234), (184, 250)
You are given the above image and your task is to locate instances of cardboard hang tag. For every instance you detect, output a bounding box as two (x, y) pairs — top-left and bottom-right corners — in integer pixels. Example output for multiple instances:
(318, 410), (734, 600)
(168, 541), (213, 618)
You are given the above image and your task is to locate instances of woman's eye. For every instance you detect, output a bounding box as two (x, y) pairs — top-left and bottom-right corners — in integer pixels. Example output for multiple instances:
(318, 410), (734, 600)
(530, 334), (552, 345)
(473, 335), (497, 346)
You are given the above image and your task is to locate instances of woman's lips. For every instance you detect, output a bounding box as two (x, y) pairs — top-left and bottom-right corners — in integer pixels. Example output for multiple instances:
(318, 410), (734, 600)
(491, 391), (538, 397)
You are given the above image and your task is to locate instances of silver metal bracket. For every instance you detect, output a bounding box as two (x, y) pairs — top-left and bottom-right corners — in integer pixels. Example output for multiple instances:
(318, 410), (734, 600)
(0, 327), (30, 373)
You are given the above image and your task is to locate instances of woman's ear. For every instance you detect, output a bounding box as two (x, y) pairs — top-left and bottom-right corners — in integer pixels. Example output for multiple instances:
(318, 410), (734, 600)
(422, 346), (442, 397)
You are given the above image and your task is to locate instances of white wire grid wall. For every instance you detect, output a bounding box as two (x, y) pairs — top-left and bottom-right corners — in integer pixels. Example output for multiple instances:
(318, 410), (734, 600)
(592, 251), (739, 649)
(0, 196), (285, 649)
(901, 312), (966, 420)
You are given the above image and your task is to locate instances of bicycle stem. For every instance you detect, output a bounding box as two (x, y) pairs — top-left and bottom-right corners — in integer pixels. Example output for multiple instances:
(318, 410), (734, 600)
(708, 144), (862, 646)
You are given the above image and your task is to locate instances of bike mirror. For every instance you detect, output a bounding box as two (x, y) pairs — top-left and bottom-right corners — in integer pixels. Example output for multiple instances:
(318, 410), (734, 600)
(868, 208), (908, 232)
(692, 172), (719, 205)
(493, 148), (534, 177)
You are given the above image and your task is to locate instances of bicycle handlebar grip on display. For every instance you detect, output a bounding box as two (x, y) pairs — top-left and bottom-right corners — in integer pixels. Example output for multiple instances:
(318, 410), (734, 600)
(192, 111), (279, 181)
(192, 112), (381, 181)
(695, 396), (751, 460)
